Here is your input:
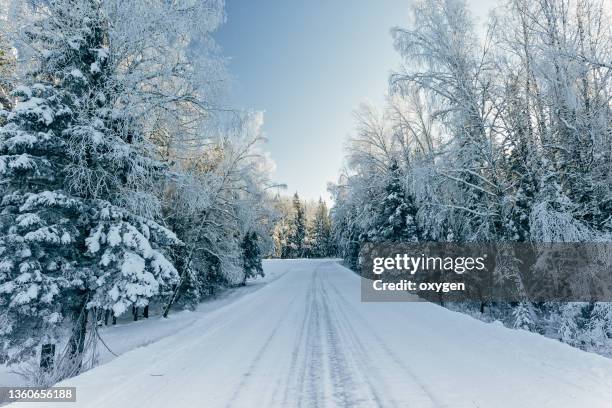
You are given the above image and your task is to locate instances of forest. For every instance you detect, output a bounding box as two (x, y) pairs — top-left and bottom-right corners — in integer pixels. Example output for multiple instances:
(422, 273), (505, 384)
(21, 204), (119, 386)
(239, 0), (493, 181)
(0, 0), (611, 393)
(272, 193), (335, 259)
(330, 0), (612, 355)
(0, 0), (289, 384)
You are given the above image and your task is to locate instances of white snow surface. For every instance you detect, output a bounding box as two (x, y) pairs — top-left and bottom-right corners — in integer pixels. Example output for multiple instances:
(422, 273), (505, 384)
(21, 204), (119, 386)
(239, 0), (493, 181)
(6, 259), (612, 408)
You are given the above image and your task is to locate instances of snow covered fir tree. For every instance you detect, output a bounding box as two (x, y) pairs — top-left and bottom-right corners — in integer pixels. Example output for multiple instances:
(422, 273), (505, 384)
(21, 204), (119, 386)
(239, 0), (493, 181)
(241, 232), (264, 286)
(309, 198), (335, 258)
(0, 0), (184, 378)
(368, 160), (419, 243)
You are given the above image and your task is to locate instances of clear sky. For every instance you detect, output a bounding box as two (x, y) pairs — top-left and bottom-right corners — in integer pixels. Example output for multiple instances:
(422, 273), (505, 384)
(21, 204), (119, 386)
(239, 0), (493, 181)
(215, 0), (493, 202)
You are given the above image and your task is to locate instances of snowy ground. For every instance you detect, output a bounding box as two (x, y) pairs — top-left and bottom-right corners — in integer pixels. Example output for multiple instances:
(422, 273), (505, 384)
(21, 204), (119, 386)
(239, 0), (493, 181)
(0, 260), (291, 389)
(6, 259), (612, 407)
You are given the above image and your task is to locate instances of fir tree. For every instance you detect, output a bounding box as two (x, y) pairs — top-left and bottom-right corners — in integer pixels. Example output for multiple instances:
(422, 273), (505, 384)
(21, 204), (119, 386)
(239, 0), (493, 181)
(0, 77), (84, 367)
(310, 198), (333, 257)
(372, 161), (419, 242)
(0, 0), (179, 373)
(289, 193), (306, 257)
(241, 231), (264, 285)
(503, 77), (538, 242)
(512, 302), (536, 331)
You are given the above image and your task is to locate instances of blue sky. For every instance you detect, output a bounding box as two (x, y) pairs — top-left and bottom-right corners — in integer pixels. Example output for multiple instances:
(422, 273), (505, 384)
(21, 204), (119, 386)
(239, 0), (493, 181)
(216, 0), (492, 202)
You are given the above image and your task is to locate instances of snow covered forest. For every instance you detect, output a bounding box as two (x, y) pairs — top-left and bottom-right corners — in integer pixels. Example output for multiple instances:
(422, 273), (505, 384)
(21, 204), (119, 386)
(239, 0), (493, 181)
(0, 0), (289, 384)
(272, 193), (335, 259)
(330, 0), (612, 355)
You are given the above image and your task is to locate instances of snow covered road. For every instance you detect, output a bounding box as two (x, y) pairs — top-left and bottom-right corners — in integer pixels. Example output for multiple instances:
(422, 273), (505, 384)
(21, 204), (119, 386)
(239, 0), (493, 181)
(10, 259), (612, 408)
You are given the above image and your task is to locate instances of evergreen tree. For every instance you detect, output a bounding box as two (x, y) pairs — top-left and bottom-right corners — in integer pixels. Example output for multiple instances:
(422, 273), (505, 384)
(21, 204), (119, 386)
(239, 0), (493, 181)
(0, 0), (178, 373)
(371, 161), (419, 242)
(288, 193), (306, 257)
(512, 302), (535, 331)
(241, 231), (264, 285)
(310, 198), (333, 257)
(273, 220), (292, 259)
(0, 76), (84, 367)
(503, 76), (538, 242)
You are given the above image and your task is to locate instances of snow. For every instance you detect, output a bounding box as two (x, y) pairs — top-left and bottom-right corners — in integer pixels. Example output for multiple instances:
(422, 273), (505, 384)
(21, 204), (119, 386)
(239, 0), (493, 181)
(16, 213), (42, 228)
(85, 226), (103, 253)
(121, 252), (146, 277)
(100, 250), (114, 266)
(67, 37), (84, 51)
(70, 69), (84, 79)
(2, 133), (37, 152)
(15, 270), (31, 281)
(89, 62), (100, 74)
(0, 260), (14, 273)
(149, 253), (175, 278)
(106, 225), (121, 247)
(11, 98), (54, 126)
(7, 154), (35, 171)
(19, 191), (79, 212)
(0, 281), (15, 294)
(95, 47), (109, 60)
(5, 259), (612, 408)
(108, 285), (120, 302)
(60, 232), (72, 244)
(24, 227), (61, 244)
(121, 226), (152, 253)
(44, 312), (62, 325)
(12, 86), (32, 99)
(10, 283), (39, 306)
(111, 299), (127, 317)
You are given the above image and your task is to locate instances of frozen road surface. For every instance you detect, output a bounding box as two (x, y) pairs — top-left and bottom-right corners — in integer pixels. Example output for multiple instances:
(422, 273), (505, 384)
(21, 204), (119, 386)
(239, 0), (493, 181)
(11, 259), (612, 408)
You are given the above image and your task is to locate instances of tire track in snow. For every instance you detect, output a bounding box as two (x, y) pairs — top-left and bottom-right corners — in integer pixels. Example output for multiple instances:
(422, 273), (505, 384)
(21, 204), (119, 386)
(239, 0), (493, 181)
(281, 269), (316, 407)
(224, 294), (299, 408)
(296, 265), (326, 408)
(320, 298), (355, 408)
(318, 269), (391, 408)
(324, 267), (443, 408)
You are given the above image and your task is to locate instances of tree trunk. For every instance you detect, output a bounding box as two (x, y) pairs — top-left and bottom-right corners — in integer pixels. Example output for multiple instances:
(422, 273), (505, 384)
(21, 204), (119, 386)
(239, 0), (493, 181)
(112, 315), (117, 325)
(104, 309), (110, 326)
(39, 343), (55, 372)
(68, 305), (89, 375)
(143, 305), (149, 319)
(132, 306), (138, 321)
(163, 257), (187, 318)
